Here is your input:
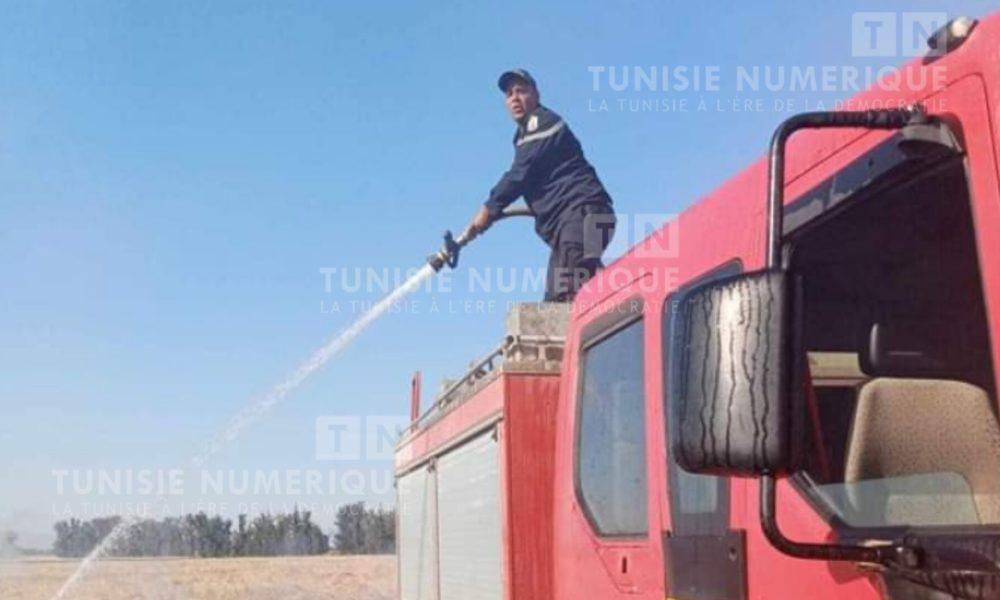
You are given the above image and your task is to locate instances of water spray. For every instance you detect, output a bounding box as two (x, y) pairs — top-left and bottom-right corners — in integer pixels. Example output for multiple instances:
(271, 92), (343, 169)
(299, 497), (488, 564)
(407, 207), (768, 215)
(51, 205), (533, 600)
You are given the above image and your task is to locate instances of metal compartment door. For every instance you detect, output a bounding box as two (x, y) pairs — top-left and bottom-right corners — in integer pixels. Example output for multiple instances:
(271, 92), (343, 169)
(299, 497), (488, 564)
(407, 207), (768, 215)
(398, 463), (438, 600)
(437, 427), (504, 600)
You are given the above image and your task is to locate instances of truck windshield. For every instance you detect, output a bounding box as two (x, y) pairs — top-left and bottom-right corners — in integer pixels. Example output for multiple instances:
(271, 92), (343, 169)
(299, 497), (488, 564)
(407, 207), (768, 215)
(789, 157), (1000, 529)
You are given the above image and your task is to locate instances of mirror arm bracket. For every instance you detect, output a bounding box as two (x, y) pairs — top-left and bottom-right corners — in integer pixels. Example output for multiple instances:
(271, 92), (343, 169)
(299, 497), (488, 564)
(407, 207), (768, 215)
(759, 474), (920, 567)
(766, 106), (927, 269)
(758, 107), (929, 567)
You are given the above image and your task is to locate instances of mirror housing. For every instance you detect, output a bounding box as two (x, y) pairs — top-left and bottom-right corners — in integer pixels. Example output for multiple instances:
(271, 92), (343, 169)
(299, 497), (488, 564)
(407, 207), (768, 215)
(668, 269), (797, 476)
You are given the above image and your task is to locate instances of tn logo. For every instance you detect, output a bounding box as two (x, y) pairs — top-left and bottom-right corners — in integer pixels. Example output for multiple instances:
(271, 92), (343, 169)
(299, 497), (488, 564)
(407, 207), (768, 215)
(852, 12), (949, 58)
(315, 416), (408, 461)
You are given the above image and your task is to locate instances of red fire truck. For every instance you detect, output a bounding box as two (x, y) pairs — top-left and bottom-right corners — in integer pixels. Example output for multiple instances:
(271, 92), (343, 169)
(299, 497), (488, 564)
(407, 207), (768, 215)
(395, 14), (1000, 600)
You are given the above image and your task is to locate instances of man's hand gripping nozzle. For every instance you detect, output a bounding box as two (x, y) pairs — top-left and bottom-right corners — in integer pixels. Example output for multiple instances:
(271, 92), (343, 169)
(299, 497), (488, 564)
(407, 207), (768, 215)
(427, 224), (480, 272)
(426, 205), (533, 272)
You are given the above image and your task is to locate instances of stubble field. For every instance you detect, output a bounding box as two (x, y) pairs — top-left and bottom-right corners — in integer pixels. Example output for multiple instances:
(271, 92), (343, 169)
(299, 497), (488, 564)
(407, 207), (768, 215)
(0, 554), (396, 600)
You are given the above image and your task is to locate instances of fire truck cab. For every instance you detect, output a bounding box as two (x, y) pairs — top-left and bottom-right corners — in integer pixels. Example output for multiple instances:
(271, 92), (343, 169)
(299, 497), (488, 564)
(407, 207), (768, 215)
(554, 14), (1000, 600)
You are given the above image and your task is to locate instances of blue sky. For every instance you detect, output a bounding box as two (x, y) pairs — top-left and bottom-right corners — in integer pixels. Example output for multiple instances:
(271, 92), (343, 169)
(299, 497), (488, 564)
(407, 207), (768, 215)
(1, 1), (994, 547)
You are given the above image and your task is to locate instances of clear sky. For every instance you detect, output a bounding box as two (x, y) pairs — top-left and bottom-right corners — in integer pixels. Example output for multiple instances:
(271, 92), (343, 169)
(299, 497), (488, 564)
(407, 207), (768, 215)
(2, 0), (994, 548)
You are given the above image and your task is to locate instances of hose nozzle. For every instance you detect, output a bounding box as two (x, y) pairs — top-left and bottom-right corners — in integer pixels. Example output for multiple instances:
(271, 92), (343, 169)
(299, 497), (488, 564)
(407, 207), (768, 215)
(427, 230), (463, 272)
(425, 205), (532, 272)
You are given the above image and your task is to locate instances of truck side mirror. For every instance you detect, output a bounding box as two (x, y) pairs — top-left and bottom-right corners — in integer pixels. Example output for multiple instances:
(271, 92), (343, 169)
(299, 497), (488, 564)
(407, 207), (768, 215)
(667, 269), (796, 476)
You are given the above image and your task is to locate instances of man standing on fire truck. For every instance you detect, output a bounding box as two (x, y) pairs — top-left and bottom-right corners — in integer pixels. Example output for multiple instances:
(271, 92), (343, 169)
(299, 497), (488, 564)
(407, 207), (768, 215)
(467, 69), (616, 302)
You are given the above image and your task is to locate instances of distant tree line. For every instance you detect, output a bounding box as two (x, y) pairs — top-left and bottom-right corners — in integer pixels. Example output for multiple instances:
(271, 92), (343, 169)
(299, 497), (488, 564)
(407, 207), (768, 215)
(52, 508), (329, 558)
(333, 502), (395, 554)
(51, 503), (396, 558)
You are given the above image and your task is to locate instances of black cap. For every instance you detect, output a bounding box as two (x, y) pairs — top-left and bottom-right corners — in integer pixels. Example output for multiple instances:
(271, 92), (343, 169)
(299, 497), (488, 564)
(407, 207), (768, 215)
(497, 68), (537, 92)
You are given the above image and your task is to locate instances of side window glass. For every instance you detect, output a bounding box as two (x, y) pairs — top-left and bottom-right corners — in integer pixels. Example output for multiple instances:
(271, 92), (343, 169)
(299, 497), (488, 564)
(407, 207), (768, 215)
(577, 318), (648, 536)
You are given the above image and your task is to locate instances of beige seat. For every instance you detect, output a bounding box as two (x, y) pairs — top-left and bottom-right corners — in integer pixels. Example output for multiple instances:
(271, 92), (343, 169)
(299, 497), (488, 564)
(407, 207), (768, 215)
(844, 378), (1000, 525)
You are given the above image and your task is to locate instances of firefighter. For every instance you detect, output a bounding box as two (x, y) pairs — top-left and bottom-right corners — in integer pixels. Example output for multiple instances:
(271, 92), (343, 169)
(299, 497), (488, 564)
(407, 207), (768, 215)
(468, 68), (616, 302)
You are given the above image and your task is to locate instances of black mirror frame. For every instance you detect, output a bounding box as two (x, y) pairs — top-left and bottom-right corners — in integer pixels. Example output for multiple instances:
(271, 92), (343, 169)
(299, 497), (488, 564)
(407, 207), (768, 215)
(668, 268), (795, 477)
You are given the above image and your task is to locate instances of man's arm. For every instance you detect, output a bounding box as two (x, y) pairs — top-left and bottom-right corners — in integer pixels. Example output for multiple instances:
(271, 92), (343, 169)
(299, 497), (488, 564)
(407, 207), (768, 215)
(469, 116), (563, 232)
(483, 139), (542, 218)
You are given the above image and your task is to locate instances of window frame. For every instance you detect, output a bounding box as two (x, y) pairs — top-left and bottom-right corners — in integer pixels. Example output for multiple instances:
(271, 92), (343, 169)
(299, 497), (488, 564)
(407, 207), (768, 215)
(785, 153), (1000, 535)
(572, 297), (649, 539)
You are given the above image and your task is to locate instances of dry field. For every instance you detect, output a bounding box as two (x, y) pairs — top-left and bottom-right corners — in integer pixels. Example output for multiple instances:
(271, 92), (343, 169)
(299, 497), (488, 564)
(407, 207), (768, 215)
(0, 554), (395, 600)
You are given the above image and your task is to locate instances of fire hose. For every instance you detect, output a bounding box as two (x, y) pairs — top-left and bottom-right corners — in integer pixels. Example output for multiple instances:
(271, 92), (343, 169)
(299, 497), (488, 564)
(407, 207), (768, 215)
(427, 205), (534, 272)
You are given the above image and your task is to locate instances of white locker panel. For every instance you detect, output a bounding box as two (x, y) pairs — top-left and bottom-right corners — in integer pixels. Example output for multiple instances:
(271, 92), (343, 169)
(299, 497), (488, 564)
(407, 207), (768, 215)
(436, 428), (504, 600)
(398, 464), (438, 600)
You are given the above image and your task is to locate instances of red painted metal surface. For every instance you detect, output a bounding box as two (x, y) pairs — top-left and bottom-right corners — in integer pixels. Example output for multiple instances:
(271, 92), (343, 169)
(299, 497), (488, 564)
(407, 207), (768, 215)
(410, 371), (422, 424)
(395, 377), (504, 475)
(503, 375), (559, 600)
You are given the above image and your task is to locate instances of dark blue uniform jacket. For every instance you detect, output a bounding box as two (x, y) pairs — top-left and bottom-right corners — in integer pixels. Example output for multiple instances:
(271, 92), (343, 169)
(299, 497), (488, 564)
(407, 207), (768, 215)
(484, 105), (612, 243)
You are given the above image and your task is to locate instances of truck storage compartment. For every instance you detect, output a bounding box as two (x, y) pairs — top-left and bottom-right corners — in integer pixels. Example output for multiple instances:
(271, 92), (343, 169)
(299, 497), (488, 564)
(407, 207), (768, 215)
(437, 429), (503, 599)
(395, 303), (568, 600)
(398, 463), (438, 599)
